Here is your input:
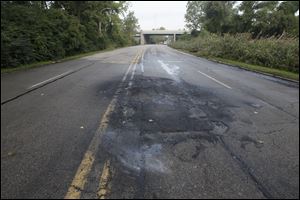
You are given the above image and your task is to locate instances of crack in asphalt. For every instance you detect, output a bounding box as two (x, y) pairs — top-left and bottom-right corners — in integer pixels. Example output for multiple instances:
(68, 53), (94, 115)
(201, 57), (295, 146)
(1, 61), (96, 106)
(219, 136), (274, 199)
(99, 74), (275, 198)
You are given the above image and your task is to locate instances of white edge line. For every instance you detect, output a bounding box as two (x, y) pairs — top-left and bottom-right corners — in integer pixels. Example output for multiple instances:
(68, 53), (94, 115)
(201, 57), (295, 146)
(141, 62), (144, 73)
(28, 70), (72, 89)
(141, 49), (145, 73)
(130, 62), (138, 81)
(197, 70), (232, 89)
(127, 62), (138, 93)
(122, 62), (134, 82)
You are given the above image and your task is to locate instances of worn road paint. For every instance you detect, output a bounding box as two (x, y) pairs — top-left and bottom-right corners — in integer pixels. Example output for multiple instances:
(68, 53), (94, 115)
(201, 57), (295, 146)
(97, 49), (144, 198)
(197, 70), (232, 89)
(64, 51), (141, 199)
(158, 60), (180, 82)
(64, 151), (95, 199)
(97, 160), (112, 199)
(141, 48), (145, 73)
(122, 55), (138, 82)
(97, 48), (144, 197)
(28, 70), (72, 89)
(130, 61), (138, 81)
(166, 61), (183, 63)
(128, 48), (145, 93)
(130, 48), (144, 80)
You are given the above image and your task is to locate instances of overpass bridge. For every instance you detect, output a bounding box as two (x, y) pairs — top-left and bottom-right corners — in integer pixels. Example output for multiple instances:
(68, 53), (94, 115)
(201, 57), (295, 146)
(134, 30), (190, 45)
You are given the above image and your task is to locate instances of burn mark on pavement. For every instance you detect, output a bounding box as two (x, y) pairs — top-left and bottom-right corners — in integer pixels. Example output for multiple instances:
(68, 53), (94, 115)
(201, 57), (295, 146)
(97, 75), (272, 198)
(240, 136), (264, 149)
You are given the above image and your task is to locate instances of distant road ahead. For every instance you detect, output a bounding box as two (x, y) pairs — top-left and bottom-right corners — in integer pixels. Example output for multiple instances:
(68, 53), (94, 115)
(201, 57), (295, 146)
(1, 45), (299, 199)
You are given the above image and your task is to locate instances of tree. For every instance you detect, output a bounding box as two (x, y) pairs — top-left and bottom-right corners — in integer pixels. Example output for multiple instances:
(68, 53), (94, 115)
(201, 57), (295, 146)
(184, 1), (299, 38)
(185, 1), (236, 34)
(123, 12), (139, 35)
(1, 1), (140, 68)
(238, 1), (299, 37)
(274, 1), (299, 37)
(238, 1), (258, 33)
(185, 1), (204, 31)
(122, 11), (140, 45)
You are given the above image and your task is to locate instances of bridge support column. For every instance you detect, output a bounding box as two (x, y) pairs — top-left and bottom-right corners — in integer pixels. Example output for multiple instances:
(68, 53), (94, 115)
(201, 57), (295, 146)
(173, 34), (176, 42)
(140, 33), (145, 45)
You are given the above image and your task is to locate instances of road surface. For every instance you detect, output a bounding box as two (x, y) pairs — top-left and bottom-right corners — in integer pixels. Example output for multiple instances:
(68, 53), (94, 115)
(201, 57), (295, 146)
(1, 45), (299, 199)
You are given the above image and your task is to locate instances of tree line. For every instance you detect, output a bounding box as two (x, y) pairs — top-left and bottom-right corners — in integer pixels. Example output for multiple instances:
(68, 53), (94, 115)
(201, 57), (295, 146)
(1, 1), (139, 68)
(172, 1), (299, 76)
(185, 1), (299, 38)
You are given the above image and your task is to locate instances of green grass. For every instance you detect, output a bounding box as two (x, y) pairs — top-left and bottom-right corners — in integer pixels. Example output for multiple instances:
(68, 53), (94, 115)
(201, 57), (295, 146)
(1, 47), (116, 74)
(175, 48), (299, 81)
(209, 57), (299, 81)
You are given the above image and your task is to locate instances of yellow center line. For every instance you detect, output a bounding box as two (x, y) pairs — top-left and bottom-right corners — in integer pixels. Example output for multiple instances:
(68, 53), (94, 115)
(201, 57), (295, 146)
(64, 49), (142, 199)
(96, 48), (145, 199)
(97, 160), (112, 199)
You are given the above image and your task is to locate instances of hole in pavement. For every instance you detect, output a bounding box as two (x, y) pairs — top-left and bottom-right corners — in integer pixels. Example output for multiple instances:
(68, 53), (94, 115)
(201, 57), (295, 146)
(100, 75), (233, 173)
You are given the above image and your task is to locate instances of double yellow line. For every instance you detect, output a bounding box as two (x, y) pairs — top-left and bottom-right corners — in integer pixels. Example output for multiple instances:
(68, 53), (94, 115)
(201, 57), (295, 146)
(64, 48), (144, 199)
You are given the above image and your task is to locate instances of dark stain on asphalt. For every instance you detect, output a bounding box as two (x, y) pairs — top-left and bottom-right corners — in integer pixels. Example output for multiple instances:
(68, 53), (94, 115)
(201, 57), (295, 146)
(219, 136), (273, 199)
(100, 75), (232, 171)
(109, 76), (233, 134)
(243, 101), (263, 109)
(172, 139), (208, 162)
(98, 75), (272, 198)
(95, 77), (124, 97)
(240, 135), (264, 149)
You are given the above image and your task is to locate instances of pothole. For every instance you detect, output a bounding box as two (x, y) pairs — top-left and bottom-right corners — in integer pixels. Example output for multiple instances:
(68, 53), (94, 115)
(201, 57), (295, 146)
(189, 107), (207, 118)
(123, 107), (135, 118)
(152, 95), (176, 106)
(240, 135), (264, 149)
(209, 121), (228, 135)
(172, 139), (206, 162)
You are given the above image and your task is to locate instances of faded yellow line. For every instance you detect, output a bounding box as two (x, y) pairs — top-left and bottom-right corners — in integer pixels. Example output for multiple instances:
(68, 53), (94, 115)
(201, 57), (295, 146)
(97, 160), (112, 199)
(64, 50), (141, 199)
(96, 48), (145, 199)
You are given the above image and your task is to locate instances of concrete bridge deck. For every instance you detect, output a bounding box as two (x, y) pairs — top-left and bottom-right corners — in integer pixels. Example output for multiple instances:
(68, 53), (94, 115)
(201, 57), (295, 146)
(136, 30), (190, 44)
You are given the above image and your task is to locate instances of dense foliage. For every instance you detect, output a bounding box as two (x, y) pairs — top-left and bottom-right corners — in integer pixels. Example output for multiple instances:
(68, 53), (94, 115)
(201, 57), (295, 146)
(185, 1), (299, 38)
(172, 32), (299, 73)
(1, 1), (139, 68)
(174, 1), (299, 73)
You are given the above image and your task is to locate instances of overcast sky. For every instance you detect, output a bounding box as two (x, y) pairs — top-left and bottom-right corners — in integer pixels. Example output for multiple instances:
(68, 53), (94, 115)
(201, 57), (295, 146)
(129, 1), (188, 30)
(129, 1), (299, 31)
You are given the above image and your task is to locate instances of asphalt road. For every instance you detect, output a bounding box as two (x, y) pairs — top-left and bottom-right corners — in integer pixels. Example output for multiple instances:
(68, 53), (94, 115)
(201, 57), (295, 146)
(1, 45), (299, 199)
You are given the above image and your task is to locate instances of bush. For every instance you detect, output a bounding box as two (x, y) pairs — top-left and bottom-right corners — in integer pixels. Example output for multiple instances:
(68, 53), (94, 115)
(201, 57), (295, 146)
(1, 2), (137, 68)
(170, 33), (299, 73)
(1, 5), (86, 67)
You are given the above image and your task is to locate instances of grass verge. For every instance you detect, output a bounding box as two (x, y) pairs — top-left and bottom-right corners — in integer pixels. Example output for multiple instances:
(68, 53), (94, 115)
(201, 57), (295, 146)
(174, 48), (299, 82)
(1, 47), (116, 74)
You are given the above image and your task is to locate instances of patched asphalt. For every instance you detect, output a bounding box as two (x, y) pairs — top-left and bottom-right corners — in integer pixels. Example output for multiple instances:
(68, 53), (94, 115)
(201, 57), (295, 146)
(1, 45), (299, 199)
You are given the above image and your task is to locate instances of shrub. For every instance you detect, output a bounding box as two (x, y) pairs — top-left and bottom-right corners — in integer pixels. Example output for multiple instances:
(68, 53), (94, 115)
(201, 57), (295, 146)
(170, 33), (299, 73)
